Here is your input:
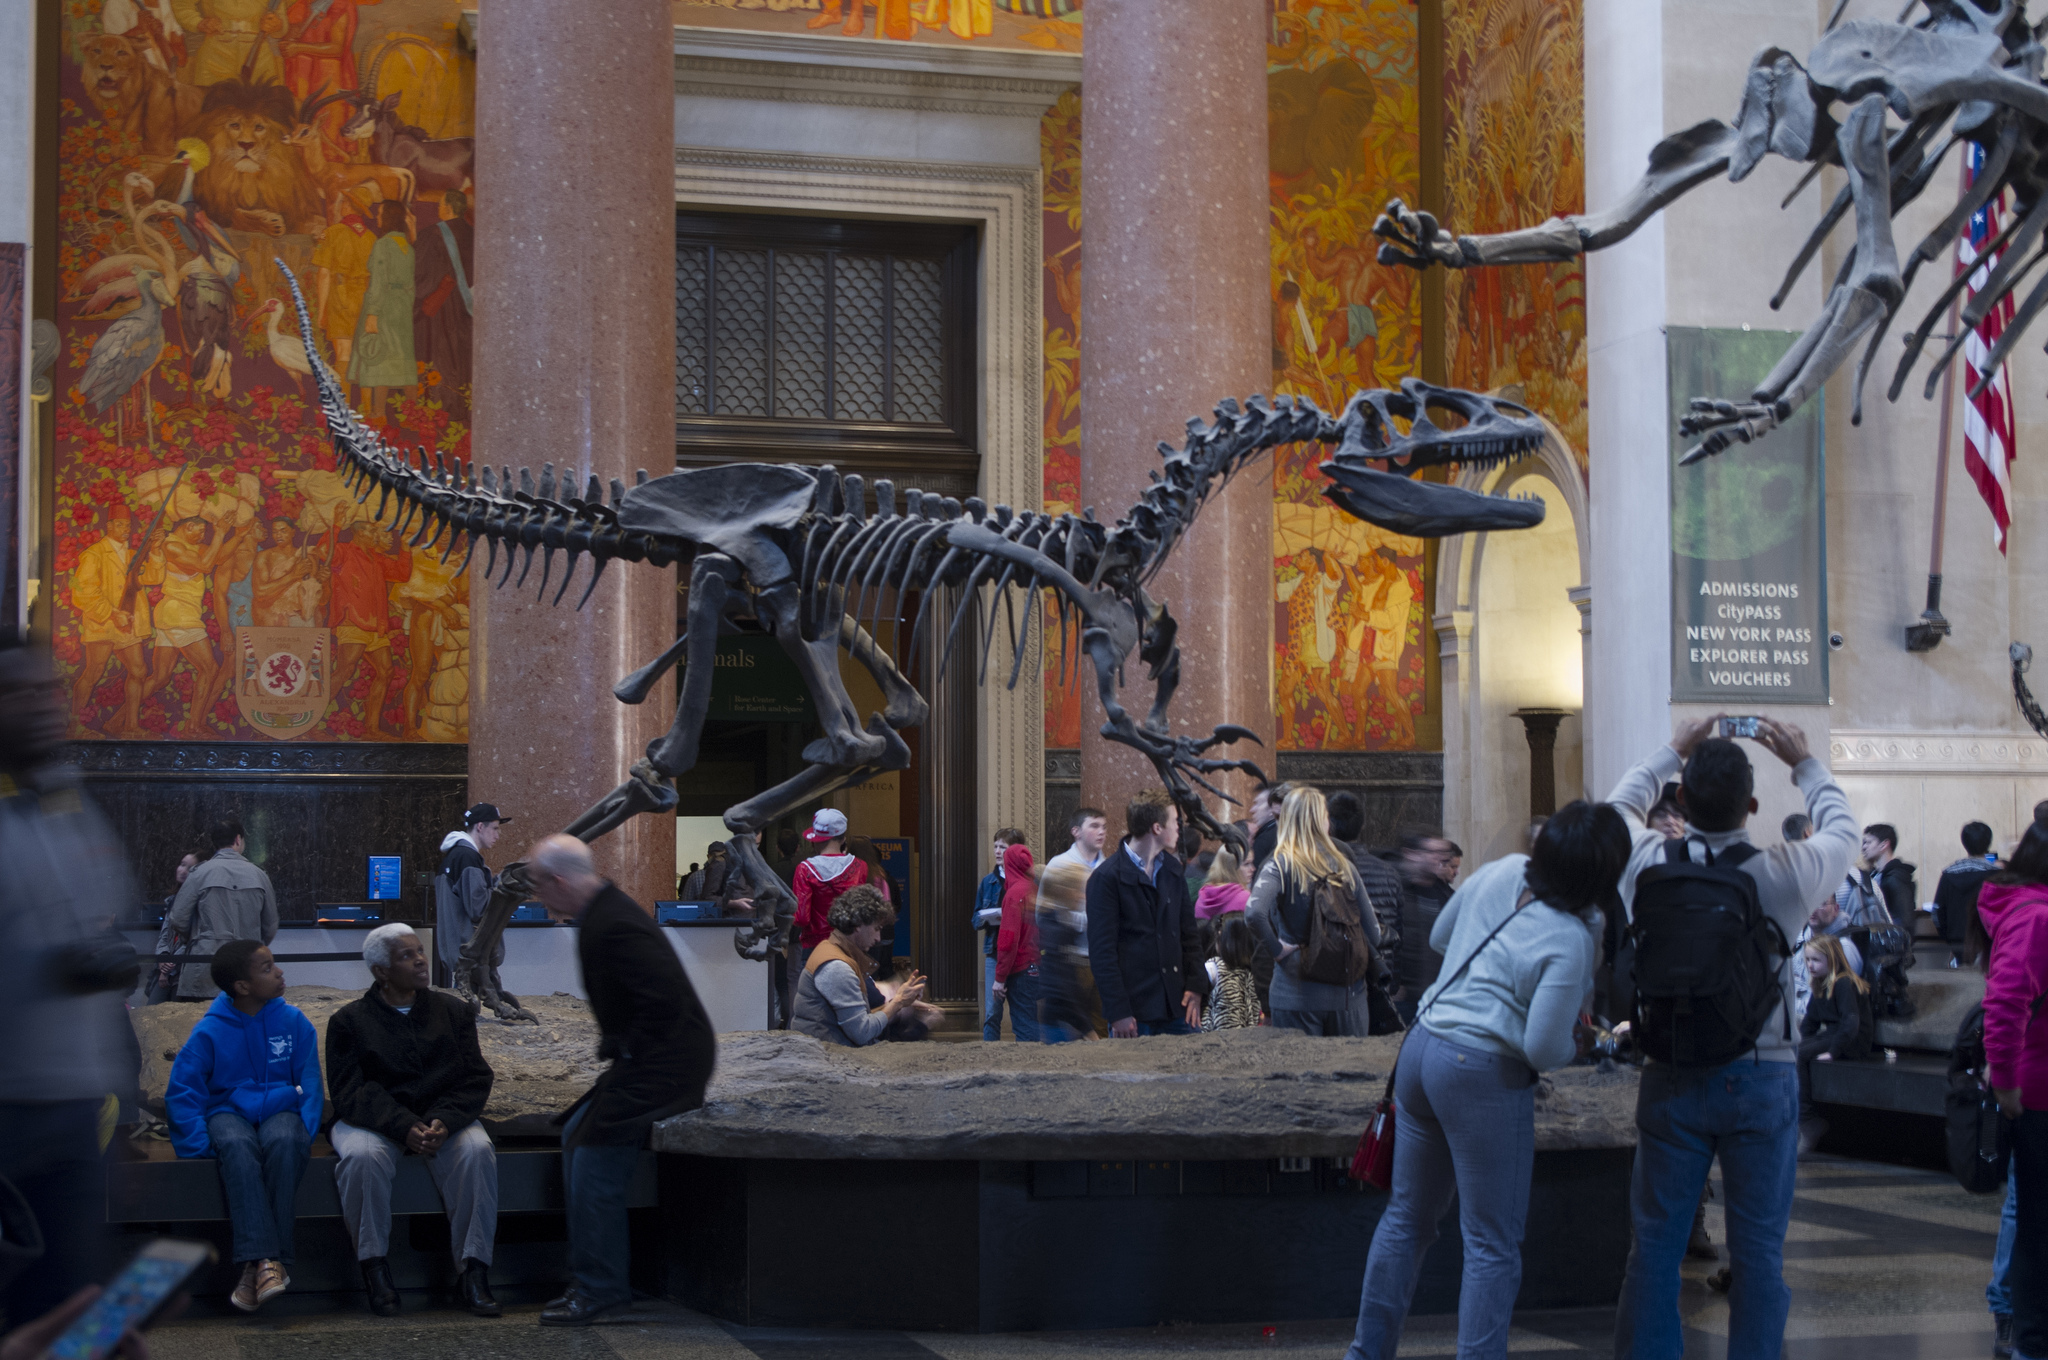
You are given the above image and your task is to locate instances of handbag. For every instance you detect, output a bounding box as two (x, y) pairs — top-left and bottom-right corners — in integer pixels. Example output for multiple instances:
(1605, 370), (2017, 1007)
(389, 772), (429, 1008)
(1349, 887), (1531, 1189)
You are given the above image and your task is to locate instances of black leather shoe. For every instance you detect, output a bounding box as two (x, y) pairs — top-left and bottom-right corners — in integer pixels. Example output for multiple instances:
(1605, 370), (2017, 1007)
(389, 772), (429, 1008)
(361, 1257), (400, 1316)
(459, 1259), (501, 1317)
(538, 1288), (631, 1327)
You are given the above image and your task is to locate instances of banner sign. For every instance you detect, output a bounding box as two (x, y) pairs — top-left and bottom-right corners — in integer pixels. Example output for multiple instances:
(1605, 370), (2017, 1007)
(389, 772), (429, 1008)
(691, 633), (815, 723)
(1667, 328), (1829, 705)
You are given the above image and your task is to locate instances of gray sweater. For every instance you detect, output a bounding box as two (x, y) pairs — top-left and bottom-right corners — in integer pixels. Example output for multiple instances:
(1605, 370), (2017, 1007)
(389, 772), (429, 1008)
(1417, 854), (1598, 1072)
(1246, 857), (1381, 1014)
(792, 958), (890, 1047)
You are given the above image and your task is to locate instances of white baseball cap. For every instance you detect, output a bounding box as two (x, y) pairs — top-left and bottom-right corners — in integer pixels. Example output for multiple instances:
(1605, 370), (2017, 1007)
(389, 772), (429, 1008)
(803, 808), (849, 843)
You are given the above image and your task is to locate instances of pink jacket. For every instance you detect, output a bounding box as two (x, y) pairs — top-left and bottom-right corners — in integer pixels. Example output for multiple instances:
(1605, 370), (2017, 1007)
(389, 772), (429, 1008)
(1976, 881), (2048, 1110)
(1194, 882), (1249, 920)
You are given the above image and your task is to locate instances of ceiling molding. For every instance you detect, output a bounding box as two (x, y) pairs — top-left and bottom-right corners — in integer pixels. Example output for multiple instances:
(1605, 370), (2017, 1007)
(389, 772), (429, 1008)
(1829, 731), (2048, 775)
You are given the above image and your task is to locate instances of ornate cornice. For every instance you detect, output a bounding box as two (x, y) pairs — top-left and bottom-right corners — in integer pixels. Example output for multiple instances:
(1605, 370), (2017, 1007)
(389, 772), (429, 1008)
(1828, 731), (2046, 775)
(74, 741), (468, 779)
(674, 28), (1076, 120)
(675, 144), (1037, 192)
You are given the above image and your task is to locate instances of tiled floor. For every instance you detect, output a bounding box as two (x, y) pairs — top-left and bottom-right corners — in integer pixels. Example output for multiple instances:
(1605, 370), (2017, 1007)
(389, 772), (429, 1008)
(146, 1154), (2003, 1359)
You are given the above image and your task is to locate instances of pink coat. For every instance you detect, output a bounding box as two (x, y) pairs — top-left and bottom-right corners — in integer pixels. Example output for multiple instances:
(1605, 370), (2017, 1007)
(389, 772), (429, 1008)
(1976, 881), (2048, 1110)
(1194, 882), (1249, 920)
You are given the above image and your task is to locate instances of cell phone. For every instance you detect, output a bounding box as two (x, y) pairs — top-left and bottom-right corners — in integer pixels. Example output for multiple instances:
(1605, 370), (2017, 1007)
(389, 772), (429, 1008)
(1719, 715), (1762, 739)
(47, 1238), (215, 1360)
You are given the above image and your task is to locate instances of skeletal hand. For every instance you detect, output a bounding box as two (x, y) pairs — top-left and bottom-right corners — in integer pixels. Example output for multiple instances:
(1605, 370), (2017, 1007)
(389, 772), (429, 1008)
(1372, 199), (1468, 270)
(1678, 398), (1781, 464)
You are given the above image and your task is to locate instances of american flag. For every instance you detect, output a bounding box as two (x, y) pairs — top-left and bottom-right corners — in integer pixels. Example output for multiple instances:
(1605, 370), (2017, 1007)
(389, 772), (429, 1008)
(1959, 141), (2018, 553)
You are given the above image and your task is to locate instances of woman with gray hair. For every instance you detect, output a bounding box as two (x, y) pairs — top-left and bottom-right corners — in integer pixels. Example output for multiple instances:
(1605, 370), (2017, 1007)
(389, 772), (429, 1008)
(324, 922), (500, 1318)
(793, 886), (940, 1045)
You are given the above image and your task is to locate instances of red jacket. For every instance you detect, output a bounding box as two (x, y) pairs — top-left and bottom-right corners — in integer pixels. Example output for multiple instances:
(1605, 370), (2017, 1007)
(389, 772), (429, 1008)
(995, 842), (1039, 982)
(1978, 881), (2048, 1110)
(794, 853), (867, 951)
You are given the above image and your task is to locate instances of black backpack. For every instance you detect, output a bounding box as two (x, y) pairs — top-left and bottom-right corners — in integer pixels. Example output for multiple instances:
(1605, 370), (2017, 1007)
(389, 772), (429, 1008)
(1947, 1003), (2011, 1193)
(1948, 992), (2048, 1192)
(1629, 838), (1792, 1067)
(1293, 874), (1374, 987)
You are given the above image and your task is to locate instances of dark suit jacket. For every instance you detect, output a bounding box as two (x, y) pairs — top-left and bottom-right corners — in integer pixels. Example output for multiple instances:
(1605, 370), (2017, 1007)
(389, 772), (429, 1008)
(565, 883), (717, 1148)
(1085, 845), (1207, 1027)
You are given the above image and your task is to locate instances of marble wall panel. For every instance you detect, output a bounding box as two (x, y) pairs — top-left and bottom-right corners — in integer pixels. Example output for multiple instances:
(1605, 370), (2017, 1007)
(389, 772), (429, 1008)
(78, 741), (467, 922)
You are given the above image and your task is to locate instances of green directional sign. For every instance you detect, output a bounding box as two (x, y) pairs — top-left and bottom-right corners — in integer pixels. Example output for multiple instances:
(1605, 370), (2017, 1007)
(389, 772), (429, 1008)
(685, 633), (814, 722)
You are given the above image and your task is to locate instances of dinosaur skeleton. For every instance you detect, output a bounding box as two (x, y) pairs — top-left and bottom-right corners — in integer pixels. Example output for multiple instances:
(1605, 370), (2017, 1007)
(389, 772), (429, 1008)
(1375, 0), (2048, 463)
(276, 264), (1546, 1022)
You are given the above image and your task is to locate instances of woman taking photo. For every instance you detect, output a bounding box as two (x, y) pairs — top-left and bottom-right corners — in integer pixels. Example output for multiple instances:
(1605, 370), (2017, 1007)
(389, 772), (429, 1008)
(1246, 786), (1380, 1036)
(1345, 799), (1629, 1360)
(1975, 819), (2048, 1360)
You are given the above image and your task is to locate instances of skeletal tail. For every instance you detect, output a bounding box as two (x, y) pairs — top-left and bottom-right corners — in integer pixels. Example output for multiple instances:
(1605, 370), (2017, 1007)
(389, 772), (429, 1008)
(275, 261), (684, 606)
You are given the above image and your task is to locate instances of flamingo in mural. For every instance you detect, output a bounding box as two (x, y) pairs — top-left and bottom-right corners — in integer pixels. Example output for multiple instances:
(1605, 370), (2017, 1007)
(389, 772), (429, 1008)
(78, 267), (172, 448)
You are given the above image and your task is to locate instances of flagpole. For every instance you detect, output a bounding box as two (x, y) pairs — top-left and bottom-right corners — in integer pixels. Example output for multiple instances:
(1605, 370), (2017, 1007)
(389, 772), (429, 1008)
(1907, 164), (1970, 653)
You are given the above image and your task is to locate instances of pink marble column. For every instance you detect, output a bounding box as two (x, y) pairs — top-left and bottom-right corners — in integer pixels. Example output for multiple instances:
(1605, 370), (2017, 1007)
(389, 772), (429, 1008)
(1078, 0), (1276, 825)
(469, 0), (677, 906)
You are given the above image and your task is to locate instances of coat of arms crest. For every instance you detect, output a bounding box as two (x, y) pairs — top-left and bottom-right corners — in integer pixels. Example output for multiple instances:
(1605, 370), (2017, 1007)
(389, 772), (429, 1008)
(234, 627), (330, 738)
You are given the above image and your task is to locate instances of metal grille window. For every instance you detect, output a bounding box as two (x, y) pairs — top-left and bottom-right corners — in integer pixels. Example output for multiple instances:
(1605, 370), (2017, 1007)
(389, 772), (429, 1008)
(676, 214), (977, 496)
(676, 222), (971, 427)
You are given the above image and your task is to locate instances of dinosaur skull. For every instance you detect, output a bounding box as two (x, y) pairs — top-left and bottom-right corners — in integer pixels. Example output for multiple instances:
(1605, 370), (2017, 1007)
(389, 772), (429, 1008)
(1318, 379), (1549, 536)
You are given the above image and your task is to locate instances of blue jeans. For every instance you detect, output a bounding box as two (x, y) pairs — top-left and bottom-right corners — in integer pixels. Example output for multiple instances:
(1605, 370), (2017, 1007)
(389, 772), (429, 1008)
(1990, 1174), (2018, 1314)
(1346, 1029), (1536, 1360)
(1613, 1059), (1799, 1360)
(561, 1106), (637, 1307)
(1003, 969), (1043, 1042)
(207, 1109), (310, 1266)
(982, 954), (1005, 1040)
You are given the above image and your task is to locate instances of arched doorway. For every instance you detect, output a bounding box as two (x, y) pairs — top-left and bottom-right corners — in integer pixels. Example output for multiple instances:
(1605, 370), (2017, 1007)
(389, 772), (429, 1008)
(1434, 418), (1591, 864)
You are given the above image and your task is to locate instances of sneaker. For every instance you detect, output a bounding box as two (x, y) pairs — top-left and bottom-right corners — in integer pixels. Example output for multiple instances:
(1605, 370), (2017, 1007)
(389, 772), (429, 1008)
(1995, 1313), (2013, 1359)
(1706, 1266), (1731, 1294)
(254, 1259), (289, 1305)
(230, 1262), (260, 1313)
(1797, 1117), (1829, 1158)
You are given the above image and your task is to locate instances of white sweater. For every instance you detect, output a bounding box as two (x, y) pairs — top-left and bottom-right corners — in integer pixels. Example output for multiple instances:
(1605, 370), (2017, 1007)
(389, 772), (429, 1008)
(1418, 855), (1599, 1072)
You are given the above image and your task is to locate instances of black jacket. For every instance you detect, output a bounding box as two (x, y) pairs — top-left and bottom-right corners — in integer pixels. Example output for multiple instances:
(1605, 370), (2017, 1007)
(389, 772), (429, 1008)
(1798, 975), (1871, 1063)
(1341, 841), (1405, 961)
(325, 985), (494, 1145)
(1871, 859), (1918, 926)
(1395, 873), (1454, 996)
(565, 883), (717, 1148)
(1933, 858), (1993, 945)
(1086, 844), (1208, 1027)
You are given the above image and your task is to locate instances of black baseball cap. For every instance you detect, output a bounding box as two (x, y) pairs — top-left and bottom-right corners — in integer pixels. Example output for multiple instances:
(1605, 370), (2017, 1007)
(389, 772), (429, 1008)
(464, 803), (511, 827)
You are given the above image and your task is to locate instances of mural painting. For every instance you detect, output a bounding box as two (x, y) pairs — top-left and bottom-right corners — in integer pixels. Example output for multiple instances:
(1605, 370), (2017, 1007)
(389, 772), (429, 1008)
(1267, 0), (1424, 751)
(674, 0), (1082, 51)
(1441, 0), (1586, 461)
(53, 0), (475, 743)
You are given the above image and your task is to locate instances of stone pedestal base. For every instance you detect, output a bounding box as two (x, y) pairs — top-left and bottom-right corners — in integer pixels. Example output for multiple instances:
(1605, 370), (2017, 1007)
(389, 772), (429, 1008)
(649, 1149), (1633, 1331)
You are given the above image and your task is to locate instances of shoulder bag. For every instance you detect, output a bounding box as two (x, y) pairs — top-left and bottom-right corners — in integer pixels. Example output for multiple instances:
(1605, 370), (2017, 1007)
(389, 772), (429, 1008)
(1350, 885), (1530, 1189)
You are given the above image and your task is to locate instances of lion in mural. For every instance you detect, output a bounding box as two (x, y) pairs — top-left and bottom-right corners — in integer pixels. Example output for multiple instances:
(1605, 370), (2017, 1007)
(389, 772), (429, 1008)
(77, 33), (203, 158)
(191, 80), (325, 240)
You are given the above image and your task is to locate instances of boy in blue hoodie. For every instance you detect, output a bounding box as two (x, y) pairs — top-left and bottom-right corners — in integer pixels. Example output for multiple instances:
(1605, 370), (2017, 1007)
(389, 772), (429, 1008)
(165, 939), (322, 1313)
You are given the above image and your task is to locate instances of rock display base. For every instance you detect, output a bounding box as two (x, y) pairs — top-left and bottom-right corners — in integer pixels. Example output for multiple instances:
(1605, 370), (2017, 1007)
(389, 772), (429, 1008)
(129, 985), (605, 1133)
(658, 1027), (1641, 1161)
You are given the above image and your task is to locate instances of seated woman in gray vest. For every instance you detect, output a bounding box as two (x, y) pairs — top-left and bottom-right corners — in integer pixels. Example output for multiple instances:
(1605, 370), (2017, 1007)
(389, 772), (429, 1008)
(793, 886), (941, 1045)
